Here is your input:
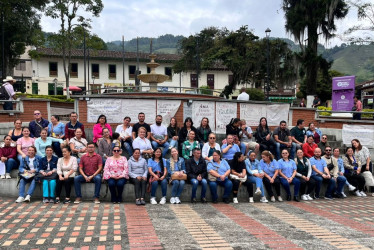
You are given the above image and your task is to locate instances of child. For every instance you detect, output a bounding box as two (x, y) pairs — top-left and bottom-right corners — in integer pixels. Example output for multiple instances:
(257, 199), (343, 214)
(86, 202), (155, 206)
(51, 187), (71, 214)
(111, 132), (121, 149)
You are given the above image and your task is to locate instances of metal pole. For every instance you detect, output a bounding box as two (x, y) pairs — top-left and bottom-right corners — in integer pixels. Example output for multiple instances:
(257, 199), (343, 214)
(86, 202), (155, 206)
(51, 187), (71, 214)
(266, 36), (270, 100)
(83, 29), (86, 93)
(122, 35), (125, 88)
(135, 37), (139, 90)
(87, 49), (90, 87)
(1, 9), (5, 79)
(54, 78), (57, 96)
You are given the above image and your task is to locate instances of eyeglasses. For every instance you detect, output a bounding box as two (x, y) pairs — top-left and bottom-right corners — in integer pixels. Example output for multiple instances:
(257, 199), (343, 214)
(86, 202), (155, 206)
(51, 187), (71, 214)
(209, 137), (216, 139)
(34, 113), (40, 115)
(325, 149), (332, 152)
(113, 150), (121, 153)
(322, 137), (327, 139)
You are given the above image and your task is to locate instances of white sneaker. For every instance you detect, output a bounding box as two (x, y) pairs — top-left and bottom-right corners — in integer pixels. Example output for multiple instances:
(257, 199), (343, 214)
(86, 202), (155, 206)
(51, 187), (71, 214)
(278, 196), (283, 202)
(341, 192), (347, 198)
(175, 197), (181, 204)
(233, 197), (238, 204)
(348, 184), (356, 191)
(159, 197), (166, 205)
(255, 188), (262, 195)
(24, 195), (31, 202)
(355, 190), (362, 197)
(260, 197), (268, 203)
(0, 175), (5, 179)
(306, 194), (313, 200)
(170, 197), (176, 204)
(150, 197), (157, 205)
(15, 196), (24, 203)
(249, 197), (254, 203)
(5, 173), (11, 179)
(360, 191), (367, 197)
(301, 194), (308, 201)
(270, 196), (275, 202)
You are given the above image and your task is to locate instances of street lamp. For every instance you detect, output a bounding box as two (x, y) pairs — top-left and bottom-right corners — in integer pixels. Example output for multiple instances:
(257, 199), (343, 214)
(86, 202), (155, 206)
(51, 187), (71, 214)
(265, 28), (271, 101)
(53, 78), (57, 95)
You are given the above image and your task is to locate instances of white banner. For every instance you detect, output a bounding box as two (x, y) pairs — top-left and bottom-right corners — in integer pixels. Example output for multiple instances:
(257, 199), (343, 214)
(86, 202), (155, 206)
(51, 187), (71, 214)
(216, 102), (237, 134)
(240, 103), (267, 126)
(87, 99), (122, 123)
(266, 104), (290, 126)
(157, 100), (181, 126)
(192, 101), (215, 132)
(122, 99), (156, 124)
(342, 124), (374, 147)
(183, 102), (192, 122)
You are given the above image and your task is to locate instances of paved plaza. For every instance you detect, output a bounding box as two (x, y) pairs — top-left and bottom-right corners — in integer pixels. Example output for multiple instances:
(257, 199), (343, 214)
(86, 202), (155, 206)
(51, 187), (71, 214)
(0, 197), (374, 249)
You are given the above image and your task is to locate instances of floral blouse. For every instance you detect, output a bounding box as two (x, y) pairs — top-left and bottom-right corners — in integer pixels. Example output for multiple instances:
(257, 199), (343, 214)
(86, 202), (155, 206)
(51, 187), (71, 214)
(103, 156), (129, 180)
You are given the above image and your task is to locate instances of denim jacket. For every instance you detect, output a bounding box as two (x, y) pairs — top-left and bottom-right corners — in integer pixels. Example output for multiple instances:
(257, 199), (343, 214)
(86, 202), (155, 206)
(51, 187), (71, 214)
(166, 157), (186, 177)
(245, 159), (263, 175)
(19, 155), (41, 173)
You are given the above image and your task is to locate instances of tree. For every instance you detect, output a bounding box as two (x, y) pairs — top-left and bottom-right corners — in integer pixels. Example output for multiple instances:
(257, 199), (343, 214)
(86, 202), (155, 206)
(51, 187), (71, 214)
(0, 0), (48, 78)
(283, 0), (349, 95)
(45, 0), (103, 98)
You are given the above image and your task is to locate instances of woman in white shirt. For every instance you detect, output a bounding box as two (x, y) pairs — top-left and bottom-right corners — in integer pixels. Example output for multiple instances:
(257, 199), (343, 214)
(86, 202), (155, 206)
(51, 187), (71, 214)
(115, 116), (133, 156)
(202, 133), (220, 162)
(132, 127), (153, 158)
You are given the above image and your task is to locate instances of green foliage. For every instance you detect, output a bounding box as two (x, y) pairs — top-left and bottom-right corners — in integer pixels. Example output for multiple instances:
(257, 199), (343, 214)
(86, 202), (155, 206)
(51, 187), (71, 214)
(362, 109), (374, 118)
(199, 86), (213, 95)
(17, 94), (74, 103)
(317, 106), (374, 118)
(317, 106), (332, 116)
(296, 91), (304, 99)
(246, 88), (265, 101)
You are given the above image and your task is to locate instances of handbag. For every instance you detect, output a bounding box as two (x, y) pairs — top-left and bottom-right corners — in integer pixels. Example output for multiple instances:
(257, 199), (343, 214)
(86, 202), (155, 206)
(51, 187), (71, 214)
(230, 174), (247, 182)
(170, 172), (187, 183)
(36, 172), (58, 181)
(361, 171), (374, 187)
(19, 159), (35, 180)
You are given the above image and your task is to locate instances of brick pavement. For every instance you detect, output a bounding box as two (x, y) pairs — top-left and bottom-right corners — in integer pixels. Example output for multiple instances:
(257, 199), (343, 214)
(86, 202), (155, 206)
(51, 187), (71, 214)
(1, 197), (374, 249)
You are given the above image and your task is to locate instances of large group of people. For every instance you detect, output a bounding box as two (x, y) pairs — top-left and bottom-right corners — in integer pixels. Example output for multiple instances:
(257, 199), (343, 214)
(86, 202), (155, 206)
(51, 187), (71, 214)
(1, 110), (373, 205)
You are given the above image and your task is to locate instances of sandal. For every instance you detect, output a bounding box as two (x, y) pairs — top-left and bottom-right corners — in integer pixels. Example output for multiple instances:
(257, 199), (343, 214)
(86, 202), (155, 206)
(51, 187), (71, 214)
(63, 199), (71, 204)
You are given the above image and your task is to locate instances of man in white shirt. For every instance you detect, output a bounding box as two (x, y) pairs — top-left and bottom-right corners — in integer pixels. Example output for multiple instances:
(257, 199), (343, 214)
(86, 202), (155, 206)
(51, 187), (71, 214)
(237, 87), (249, 101)
(150, 115), (169, 157)
(1, 76), (16, 110)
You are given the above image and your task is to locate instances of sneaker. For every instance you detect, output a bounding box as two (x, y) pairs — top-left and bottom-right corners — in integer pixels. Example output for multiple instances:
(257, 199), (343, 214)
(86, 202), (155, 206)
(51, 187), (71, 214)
(54, 198), (60, 204)
(348, 184), (356, 191)
(301, 194), (308, 201)
(175, 197), (181, 204)
(306, 194), (313, 201)
(0, 175), (5, 179)
(341, 192), (347, 198)
(140, 199), (146, 205)
(233, 197), (238, 204)
(324, 195), (334, 200)
(170, 197), (176, 204)
(255, 188), (262, 195)
(74, 198), (81, 204)
(191, 198), (197, 204)
(150, 197), (157, 204)
(43, 198), (49, 203)
(278, 196), (283, 202)
(159, 197), (166, 205)
(94, 198), (100, 204)
(355, 190), (362, 197)
(260, 197), (268, 203)
(223, 198), (230, 204)
(136, 199), (141, 206)
(360, 191), (367, 197)
(15, 196), (24, 203)
(5, 173), (11, 179)
(63, 199), (71, 204)
(249, 197), (254, 203)
(201, 198), (207, 203)
(270, 196), (276, 202)
(24, 195), (31, 202)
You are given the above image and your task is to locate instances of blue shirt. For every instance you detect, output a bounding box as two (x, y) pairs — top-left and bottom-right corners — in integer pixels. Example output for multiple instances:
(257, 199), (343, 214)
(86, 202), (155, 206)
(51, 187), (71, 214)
(260, 159), (279, 177)
(278, 159), (297, 178)
(336, 157), (344, 173)
(221, 144), (240, 160)
(207, 159), (230, 180)
(34, 137), (64, 157)
(147, 158), (167, 173)
(309, 157), (327, 175)
(245, 159), (263, 175)
(48, 122), (65, 137)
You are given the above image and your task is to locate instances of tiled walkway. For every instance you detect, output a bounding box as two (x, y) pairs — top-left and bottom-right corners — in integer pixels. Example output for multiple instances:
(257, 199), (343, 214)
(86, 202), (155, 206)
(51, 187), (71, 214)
(1, 197), (374, 249)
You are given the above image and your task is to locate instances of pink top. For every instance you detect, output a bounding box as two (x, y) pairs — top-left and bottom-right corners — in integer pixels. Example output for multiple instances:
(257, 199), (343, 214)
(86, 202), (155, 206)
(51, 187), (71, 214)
(93, 123), (112, 143)
(17, 137), (35, 155)
(356, 100), (362, 111)
(103, 156), (129, 180)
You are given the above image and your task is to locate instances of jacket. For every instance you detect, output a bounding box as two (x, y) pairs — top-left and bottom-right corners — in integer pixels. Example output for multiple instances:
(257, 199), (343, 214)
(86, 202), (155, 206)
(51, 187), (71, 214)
(128, 156), (148, 178)
(0, 145), (17, 159)
(196, 126), (212, 143)
(166, 157), (186, 177)
(178, 126), (200, 144)
(186, 157), (207, 180)
(29, 118), (49, 138)
(19, 155), (41, 173)
(38, 155), (58, 172)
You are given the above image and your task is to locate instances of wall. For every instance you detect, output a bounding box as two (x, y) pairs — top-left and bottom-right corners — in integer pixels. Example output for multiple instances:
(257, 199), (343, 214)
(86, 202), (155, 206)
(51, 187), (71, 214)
(0, 98), (50, 123)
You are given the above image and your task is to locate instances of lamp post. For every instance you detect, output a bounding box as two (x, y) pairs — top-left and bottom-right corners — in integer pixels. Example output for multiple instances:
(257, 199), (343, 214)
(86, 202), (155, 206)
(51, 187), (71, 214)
(53, 78), (57, 95)
(265, 28), (271, 101)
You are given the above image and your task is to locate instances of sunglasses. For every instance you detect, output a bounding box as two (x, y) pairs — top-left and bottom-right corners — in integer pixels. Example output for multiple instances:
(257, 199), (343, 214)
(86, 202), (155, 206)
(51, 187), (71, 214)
(113, 150), (121, 153)
(34, 113), (41, 115)
(325, 149), (332, 152)
(209, 137), (216, 139)
(322, 137), (327, 139)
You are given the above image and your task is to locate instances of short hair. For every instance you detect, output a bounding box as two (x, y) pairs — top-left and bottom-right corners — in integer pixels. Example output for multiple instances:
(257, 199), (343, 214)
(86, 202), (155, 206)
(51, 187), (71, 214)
(133, 148), (140, 153)
(192, 148), (201, 154)
(70, 112), (78, 117)
(212, 150), (222, 160)
(297, 119), (304, 126)
(123, 116), (131, 122)
(280, 120), (287, 125)
(28, 145), (37, 153)
(138, 126), (147, 133)
(87, 142), (96, 147)
(307, 135), (314, 139)
(325, 146), (332, 151)
(138, 112), (145, 116)
(112, 132), (120, 140)
(45, 145), (53, 151)
(156, 115), (162, 119)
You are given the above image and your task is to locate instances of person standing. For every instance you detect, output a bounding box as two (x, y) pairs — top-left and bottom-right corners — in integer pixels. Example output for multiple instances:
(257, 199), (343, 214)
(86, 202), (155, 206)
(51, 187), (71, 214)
(237, 87), (249, 101)
(150, 115), (169, 157)
(64, 112), (86, 140)
(1, 76), (16, 110)
(353, 96), (362, 120)
(29, 110), (49, 138)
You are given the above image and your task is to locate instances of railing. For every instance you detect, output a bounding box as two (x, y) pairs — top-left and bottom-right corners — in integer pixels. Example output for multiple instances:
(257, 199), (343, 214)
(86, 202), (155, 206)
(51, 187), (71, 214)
(316, 109), (374, 120)
(0, 99), (23, 114)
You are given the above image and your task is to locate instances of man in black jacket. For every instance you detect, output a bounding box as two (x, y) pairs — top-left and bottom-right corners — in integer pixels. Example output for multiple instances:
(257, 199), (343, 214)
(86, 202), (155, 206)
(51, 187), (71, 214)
(186, 148), (207, 203)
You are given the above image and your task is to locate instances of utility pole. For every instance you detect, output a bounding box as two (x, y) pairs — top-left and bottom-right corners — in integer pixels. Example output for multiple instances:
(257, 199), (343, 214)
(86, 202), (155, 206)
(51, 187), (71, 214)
(83, 28), (86, 93)
(135, 37), (140, 90)
(1, 9), (5, 80)
(122, 35), (125, 88)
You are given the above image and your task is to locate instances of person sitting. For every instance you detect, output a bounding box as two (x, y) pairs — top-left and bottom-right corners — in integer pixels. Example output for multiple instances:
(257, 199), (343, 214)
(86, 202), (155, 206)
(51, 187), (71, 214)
(69, 128), (87, 163)
(239, 119), (259, 155)
(150, 115), (169, 157)
(318, 135), (329, 155)
(111, 132), (121, 149)
(115, 116), (133, 156)
(207, 150), (233, 204)
(290, 119), (307, 151)
(167, 117), (179, 149)
(16, 127), (35, 170)
(74, 142), (103, 204)
(245, 151), (268, 203)
(182, 130), (200, 160)
(310, 148), (335, 199)
(167, 148), (186, 204)
(306, 122), (322, 144)
(132, 127), (154, 159)
(278, 149), (300, 202)
(178, 117), (200, 153)
(103, 146), (129, 204)
(64, 112), (86, 140)
(34, 129), (63, 158)
(56, 147), (78, 204)
(128, 148), (148, 205)
(148, 148), (168, 205)
(93, 114), (112, 146)
(0, 135), (17, 179)
(29, 110), (49, 138)
(15, 146), (41, 203)
(333, 147), (356, 197)
(302, 135), (318, 158)
(202, 133), (221, 162)
(255, 117), (275, 154)
(132, 112), (151, 140)
(226, 118), (246, 155)
(221, 134), (240, 161)
(343, 147), (366, 197)
(186, 148), (207, 203)
(196, 117), (212, 148)
(48, 115), (65, 157)
(352, 139), (374, 195)
(273, 120), (295, 160)
(8, 119), (23, 142)
(260, 151), (282, 202)
(98, 128), (112, 165)
(38, 146), (58, 203)
(294, 149), (315, 201)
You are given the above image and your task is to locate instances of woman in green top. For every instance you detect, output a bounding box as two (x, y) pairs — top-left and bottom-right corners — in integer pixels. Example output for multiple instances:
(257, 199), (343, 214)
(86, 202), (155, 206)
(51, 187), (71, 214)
(182, 130), (200, 160)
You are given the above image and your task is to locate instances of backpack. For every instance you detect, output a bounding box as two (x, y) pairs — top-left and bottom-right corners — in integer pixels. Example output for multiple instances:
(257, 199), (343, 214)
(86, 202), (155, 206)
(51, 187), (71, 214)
(0, 84), (10, 100)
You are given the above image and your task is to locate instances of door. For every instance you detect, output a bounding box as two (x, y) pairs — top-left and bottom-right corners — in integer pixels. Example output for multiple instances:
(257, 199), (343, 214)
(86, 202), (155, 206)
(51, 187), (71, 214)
(190, 74), (197, 88)
(32, 82), (38, 95)
(207, 74), (214, 89)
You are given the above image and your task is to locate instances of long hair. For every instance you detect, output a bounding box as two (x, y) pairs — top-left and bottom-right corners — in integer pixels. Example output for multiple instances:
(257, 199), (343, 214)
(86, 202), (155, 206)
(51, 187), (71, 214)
(168, 117), (180, 134)
(345, 147), (354, 165)
(96, 114), (107, 124)
(351, 139), (362, 151)
(258, 117), (269, 133)
(183, 117), (193, 128)
(152, 148), (164, 170)
(232, 152), (243, 167)
(261, 150), (274, 162)
(200, 117), (211, 129)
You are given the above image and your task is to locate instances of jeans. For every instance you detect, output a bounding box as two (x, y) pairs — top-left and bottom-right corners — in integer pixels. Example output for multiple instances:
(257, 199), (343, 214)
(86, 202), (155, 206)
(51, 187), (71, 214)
(247, 175), (265, 196)
(275, 142), (296, 160)
(151, 179), (167, 197)
(107, 178), (126, 202)
(280, 177), (300, 196)
(5, 158), (18, 173)
(171, 180), (185, 197)
(262, 176), (281, 197)
(239, 142), (246, 155)
(52, 142), (63, 158)
(131, 178), (147, 199)
(190, 178), (207, 199)
(311, 175), (335, 197)
(3, 101), (12, 110)
(169, 139), (178, 149)
(335, 176), (347, 194)
(122, 141), (133, 156)
(42, 179), (56, 198)
(56, 177), (74, 198)
(19, 178), (36, 197)
(151, 141), (170, 157)
(74, 174), (102, 198)
(209, 179), (233, 201)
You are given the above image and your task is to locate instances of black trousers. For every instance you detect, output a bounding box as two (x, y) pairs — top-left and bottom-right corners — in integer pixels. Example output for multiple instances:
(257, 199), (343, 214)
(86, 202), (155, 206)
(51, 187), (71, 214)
(296, 176), (316, 195)
(345, 173), (366, 192)
(263, 176), (281, 197)
(56, 177), (74, 198)
(231, 179), (254, 198)
(130, 178), (146, 199)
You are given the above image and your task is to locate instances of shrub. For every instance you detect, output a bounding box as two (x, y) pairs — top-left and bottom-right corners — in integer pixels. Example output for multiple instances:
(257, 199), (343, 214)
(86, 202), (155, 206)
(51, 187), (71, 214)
(296, 91), (304, 99)
(16, 94), (74, 103)
(246, 88), (265, 101)
(199, 85), (213, 95)
(317, 106), (332, 116)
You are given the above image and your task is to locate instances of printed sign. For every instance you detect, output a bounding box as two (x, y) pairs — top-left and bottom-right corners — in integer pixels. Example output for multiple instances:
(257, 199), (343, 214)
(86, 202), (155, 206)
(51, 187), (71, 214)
(342, 124), (374, 147)
(216, 102), (237, 134)
(122, 99), (156, 123)
(157, 100), (181, 126)
(192, 101), (215, 132)
(332, 76), (355, 111)
(266, 104), (289, 126)
(87, 99), (122, 123)
(240, 103), (267, 126)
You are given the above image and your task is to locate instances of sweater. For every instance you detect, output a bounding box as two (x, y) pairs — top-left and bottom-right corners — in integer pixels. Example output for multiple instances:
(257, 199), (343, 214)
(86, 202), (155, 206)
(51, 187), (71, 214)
(128, 156), (148, 178)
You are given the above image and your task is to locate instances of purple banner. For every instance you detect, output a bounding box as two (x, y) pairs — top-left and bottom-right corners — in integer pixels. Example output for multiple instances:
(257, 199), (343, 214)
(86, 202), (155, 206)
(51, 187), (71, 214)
(332, 76), (355, 111)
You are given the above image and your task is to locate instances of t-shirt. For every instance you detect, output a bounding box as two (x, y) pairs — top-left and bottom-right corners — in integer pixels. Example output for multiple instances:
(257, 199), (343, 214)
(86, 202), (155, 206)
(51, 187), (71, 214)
(150, 124), (167, 140)
(309, 157), (327, 175)
(313, 98), (321, 107)
(291, 126), (306, 143)
(239, 127), (253, 143)
(221, 144), (240, 160)
(17, 137), (35, 155)
(133, 123), (151, 138)
(273, 127), (290, 142)
(278, 159), (296, 178)
(260, 159), (279, 177)
(237, 92), (249, 101)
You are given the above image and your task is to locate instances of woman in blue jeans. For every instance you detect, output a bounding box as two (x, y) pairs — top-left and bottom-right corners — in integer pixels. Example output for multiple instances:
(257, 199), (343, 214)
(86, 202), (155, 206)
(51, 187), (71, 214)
(245, 151), (268, 203)
(207, 150), (232, 203)
(16, 146), (41, 203)
(38, 146), (58, 203)
(278, 149), (300, 202)
(148, 148), (168, 205)
(167, 148), (186, 204)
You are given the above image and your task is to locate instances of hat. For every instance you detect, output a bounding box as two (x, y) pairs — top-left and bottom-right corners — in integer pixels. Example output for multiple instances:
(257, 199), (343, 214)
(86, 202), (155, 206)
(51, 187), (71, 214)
(3, 76), (16, 83)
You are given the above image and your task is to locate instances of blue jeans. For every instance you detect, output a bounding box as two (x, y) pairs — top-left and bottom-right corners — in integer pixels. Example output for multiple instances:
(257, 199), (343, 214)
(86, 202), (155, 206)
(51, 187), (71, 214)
(311, 175), (335, 197)
(5, 158), (18, 173)
(169, 139), (178, 149)
(107, 178), (127, 202)
(191, 178), (207, 199)
(122, 141), (133, 156)
(43, 179), (56, 198)
(335, 176), (347, 194)
(151, 179), (167, 197)
(275, 142), (296, 160)
(151, 141), (170, 157)
(280, 177), (300, 196)
(209, 179), (233, 201)
(239, 142), (246, 155)
(3, 101), (12, 110)
(171, 180), (185, 197)
(247, 175), (265, 196)
(74, 174), (102, 198)
(19, 178), (36, 197)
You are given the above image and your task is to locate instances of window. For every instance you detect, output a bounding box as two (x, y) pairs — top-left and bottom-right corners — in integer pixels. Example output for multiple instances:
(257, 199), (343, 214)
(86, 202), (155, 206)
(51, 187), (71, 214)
(129, 65), (136, 79)
(165, 67), (173, 81)
(49, 62), (58, 77)
(147, 67), (151, 74)
(16, 61), (26, 71)
(207, 74), (214, 89)
(109, 64), (116, 79)
(70, 63), (78, 78)
(190, 74), (198, 88)
(92, 64), (99, 78)
(48, 83), (63, 95)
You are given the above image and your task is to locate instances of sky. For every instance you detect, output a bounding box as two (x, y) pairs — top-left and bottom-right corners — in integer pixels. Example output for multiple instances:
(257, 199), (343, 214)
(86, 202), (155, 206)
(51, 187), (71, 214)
(40, 0), (361, 48)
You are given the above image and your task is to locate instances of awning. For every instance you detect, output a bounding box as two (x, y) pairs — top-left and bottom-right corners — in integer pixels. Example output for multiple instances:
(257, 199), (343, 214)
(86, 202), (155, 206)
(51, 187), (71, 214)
(269, 97), (296, 103)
